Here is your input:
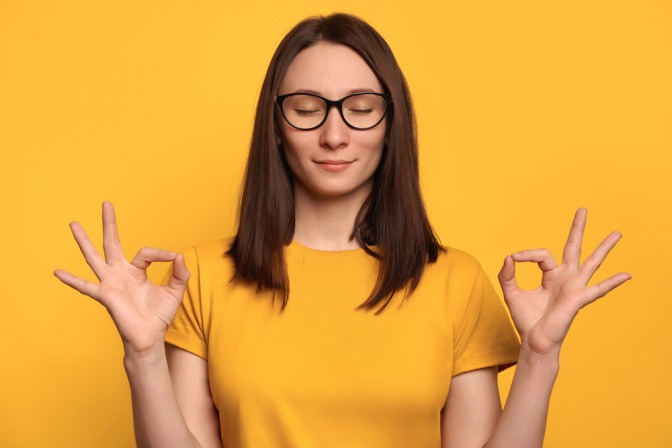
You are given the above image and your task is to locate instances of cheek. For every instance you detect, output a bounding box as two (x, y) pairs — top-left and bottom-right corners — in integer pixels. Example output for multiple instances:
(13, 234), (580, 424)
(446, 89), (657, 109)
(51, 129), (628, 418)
(368, 148), (384, 176)
(279, 135), (311, 178)
(366, 131), (386, 165)
(281, 144), (300, 174)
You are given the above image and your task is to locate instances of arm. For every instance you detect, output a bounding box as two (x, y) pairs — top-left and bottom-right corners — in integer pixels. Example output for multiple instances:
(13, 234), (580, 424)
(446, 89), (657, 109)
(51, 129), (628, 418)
(442, 357), (557, 448)
(483, 345), (558, 447)
(441, 367), (501, 448)
(442, 209), (630, 447)
(54, 202), (221, 448)
(124, 345), (221, 448)
(166, 344), (221, 448)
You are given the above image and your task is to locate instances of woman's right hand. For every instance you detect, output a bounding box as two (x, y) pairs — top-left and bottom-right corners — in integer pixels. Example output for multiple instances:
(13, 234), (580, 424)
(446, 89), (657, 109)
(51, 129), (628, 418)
(54, 202), (189, 358)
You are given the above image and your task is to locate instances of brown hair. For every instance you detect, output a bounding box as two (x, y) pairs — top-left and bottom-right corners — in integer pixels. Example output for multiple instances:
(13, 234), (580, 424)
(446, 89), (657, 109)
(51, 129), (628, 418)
(228, 13), (443, 312)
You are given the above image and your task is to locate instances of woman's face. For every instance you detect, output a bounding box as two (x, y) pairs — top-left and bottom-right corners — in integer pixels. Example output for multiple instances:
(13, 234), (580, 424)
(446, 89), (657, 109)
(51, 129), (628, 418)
(277, 42), (386, 201)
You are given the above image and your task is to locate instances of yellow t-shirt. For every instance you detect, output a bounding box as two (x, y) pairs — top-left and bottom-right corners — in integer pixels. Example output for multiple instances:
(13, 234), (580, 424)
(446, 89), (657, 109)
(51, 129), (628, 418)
(165, 238), (520, 447)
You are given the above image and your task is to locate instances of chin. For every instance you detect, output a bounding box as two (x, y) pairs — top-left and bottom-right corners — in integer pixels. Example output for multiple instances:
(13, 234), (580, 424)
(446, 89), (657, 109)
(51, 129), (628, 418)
(299, 179), (373, 201)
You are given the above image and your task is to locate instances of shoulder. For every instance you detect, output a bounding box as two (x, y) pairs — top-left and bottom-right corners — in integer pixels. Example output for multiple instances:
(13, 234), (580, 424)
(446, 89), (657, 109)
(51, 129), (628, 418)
(431, 246), (485, 282)
(412, 247), (489, 305)
(181, 237), (236, 276)
(190, 236), (234, 257)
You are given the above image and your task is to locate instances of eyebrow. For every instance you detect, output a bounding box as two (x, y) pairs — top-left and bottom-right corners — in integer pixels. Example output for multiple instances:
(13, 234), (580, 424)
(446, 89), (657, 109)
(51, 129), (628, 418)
(292, 88), (382, 96)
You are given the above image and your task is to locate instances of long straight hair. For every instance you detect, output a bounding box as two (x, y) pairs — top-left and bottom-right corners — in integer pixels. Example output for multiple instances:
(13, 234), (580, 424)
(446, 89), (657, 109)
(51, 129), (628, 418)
(228, 13), (443, 312)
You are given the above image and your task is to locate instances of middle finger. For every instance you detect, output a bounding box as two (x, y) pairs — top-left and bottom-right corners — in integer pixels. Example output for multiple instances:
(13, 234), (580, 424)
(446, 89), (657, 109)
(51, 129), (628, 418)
(562, 208), (587, 268)
(102, 202), (126, 264)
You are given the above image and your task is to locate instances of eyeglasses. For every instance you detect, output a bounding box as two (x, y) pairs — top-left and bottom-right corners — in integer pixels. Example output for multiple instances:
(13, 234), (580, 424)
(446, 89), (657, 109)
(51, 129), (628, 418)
(275, 92), (392, 131)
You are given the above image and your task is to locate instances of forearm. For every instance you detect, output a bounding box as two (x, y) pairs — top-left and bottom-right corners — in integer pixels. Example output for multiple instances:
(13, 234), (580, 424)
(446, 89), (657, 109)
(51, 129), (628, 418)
(124, 344), (202, 448)
(484, 343), (560, 448)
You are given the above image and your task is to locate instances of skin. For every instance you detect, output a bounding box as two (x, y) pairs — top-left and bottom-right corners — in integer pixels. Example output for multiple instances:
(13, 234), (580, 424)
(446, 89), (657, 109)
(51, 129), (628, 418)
(54, 42), (631, 448)
(277, 42), (386, 250)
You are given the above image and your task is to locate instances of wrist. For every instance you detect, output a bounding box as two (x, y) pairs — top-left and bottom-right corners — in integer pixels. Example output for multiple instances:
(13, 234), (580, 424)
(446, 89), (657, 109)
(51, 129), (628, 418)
(123, 341), (167, 370)
(517, 341), (561, 375)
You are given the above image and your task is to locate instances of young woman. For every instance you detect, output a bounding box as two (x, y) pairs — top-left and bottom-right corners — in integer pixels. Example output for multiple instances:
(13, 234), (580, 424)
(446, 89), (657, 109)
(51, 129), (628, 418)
(55, 13), (630, 448)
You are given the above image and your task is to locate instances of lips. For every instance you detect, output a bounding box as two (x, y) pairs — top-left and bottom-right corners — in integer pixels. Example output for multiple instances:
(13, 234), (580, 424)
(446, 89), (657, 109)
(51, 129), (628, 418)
(314, 159), (354, 172)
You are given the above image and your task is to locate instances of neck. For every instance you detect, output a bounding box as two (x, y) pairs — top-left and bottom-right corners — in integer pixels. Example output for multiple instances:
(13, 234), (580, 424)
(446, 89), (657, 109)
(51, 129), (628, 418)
(292, 183), (371, 251)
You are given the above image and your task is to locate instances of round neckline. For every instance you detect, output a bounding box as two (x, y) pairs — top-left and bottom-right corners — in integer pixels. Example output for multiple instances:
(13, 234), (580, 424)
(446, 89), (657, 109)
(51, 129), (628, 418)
(286, 240), (377, 264)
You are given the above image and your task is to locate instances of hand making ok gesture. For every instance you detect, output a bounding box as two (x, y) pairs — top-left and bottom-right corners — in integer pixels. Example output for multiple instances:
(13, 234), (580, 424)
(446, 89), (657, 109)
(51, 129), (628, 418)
(498, 208), (631, 357)
(54, 202), (189, 357)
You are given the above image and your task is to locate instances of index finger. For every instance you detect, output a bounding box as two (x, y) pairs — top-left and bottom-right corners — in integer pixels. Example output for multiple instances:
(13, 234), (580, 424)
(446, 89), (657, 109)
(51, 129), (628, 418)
(102, 201), (126, 263)
(562, 208), (587, 267)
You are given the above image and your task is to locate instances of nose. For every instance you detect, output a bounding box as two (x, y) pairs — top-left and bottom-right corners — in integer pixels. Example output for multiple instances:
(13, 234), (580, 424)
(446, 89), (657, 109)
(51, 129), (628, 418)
(319, 105), (349, 150)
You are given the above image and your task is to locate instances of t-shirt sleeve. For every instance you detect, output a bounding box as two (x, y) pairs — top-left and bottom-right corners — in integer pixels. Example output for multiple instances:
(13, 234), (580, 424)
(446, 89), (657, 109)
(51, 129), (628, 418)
(452, 268), (520, 376)
(164, 246), (208, 360)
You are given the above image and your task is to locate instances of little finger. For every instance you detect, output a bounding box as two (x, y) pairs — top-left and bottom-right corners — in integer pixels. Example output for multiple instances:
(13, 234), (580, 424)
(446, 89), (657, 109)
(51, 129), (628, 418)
(54, 269), (101, 301)
(582, 272), (632, 306)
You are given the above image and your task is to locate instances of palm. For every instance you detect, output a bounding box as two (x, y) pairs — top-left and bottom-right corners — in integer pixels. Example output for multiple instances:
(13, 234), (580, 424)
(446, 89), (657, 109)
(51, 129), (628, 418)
(98, 266), (182, 347)
(55, 202), (189, 355)
(498, 209), (630, 356)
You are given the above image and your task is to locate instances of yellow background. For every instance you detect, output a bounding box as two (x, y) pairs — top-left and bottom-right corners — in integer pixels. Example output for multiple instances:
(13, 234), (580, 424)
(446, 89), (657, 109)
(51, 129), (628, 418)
(1, 0), (670, 447)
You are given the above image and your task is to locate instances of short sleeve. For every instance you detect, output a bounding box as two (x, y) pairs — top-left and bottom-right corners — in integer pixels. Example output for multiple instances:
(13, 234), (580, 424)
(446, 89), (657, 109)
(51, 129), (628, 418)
(452, 269), (520, 376)
(164, 246), (208, 360)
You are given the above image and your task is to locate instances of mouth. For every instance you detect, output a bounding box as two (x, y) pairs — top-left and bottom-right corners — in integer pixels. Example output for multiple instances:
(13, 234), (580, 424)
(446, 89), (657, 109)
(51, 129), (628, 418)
(314, 159), (355, 172)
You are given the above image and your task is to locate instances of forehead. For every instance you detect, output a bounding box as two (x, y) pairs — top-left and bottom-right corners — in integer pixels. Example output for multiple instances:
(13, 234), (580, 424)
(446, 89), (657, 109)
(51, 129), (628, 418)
(279, 42), (383, 98)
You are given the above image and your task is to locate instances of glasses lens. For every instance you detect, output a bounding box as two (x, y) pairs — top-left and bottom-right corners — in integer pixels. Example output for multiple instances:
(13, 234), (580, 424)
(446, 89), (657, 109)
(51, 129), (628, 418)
(281, 95), (327, 129)
(342, 94), (387, 129)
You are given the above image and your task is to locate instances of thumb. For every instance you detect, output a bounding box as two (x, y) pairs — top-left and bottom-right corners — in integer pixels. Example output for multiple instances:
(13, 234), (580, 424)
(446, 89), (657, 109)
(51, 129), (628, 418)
(498, 255), (519, 298)
(167, 254), (190, 295)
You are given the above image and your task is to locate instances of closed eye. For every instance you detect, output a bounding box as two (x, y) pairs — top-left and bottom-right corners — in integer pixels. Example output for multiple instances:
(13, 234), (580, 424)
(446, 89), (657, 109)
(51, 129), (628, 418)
(348, 108), (374, 114)
(293, 108), (322, 116)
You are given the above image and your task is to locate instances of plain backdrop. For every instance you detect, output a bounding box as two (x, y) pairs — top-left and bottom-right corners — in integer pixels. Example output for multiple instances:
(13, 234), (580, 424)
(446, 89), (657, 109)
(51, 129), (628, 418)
(1, 1), (670, 447)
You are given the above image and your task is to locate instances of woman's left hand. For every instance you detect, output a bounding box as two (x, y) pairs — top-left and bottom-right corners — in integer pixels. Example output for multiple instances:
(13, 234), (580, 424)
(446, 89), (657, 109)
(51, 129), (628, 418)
(498, 208), (631, 357)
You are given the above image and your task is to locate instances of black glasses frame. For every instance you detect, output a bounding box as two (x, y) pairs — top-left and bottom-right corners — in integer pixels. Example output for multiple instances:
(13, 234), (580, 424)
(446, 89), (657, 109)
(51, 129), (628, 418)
(275, 92), (392, 131)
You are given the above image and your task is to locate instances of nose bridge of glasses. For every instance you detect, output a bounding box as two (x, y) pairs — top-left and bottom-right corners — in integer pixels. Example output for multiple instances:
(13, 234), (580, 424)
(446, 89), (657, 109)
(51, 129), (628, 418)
(323, 97), (348, 127)
(316, 101), (349, 136)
